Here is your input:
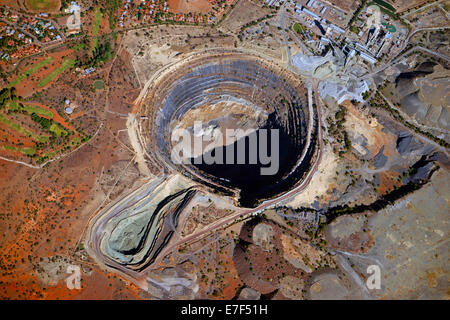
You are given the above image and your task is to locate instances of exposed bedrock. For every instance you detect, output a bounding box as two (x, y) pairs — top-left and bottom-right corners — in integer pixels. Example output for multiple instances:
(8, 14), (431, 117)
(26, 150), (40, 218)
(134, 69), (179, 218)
(394, 61), (450, 131)
(142, 51), (313, 207)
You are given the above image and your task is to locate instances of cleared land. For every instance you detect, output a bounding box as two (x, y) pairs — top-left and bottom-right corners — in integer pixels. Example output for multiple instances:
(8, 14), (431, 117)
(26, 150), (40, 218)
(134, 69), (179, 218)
(8, 56), (54, 88)
(0, 113), (49, 143)
(24, 0), (61, 12)
(38, 58), (76, 88)
(326, 0), (362, 13)
(167, 0), (213, 14)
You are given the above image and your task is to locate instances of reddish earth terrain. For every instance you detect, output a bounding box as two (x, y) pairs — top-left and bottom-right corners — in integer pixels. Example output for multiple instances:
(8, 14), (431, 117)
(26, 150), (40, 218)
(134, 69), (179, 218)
(14, 49), (76, 97)
(0, 38), (145, 299)
(0, 121), (144, 299)
(168, 0), (213, 14)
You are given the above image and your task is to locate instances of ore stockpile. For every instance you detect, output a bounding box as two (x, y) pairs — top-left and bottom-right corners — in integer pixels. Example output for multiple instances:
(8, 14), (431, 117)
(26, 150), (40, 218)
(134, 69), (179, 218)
(143, 52), (313, 207)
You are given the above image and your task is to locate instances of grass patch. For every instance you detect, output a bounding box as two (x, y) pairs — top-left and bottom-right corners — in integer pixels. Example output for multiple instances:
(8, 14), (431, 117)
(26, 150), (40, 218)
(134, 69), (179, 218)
(387, 24), (396, 32)
(90, 8), (103, 54)
(93, 8), (103, 35)
(106, 0), (121, 30)
(38, 58), (76, 88)
(23, 105), (53, 118)
(69, 137), (81, 146)
(37, 149), (60, 163)
(0, 114), (49, 143)
(93, 79), (105, 89)
(293, 22), (306, 34)
(21, 147), (36, 156)
(72, 43), (86, 51)
(8, 56), (54, 88)
(25, 0), (60, 12)
(49, 123), (68, 137)
(9, 101), (54, 118)
(1, 145), (36, 156)
(6, 100), (21, 111)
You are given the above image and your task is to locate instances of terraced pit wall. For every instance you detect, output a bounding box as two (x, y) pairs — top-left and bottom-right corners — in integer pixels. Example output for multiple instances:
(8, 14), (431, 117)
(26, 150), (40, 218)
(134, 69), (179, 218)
(141, 51), (312, 207)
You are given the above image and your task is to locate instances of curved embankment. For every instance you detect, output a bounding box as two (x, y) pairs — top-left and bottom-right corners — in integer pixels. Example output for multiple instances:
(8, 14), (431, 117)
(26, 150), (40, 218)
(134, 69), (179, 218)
(86, 175), (196, 274)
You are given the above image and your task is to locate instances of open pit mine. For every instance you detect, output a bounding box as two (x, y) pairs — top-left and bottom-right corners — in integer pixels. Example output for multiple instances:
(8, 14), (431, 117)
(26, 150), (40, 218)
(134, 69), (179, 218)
(86, 50), (320, 277)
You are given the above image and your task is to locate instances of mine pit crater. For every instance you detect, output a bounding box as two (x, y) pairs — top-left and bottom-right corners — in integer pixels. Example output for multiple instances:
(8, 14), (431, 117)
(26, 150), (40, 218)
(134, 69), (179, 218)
(141, 51), (316, 207)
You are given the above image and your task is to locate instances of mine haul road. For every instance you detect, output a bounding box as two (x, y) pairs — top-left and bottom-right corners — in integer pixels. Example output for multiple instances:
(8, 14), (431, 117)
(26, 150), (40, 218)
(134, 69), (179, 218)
(85, 78), (324, 285)
(143, 81), (324, 274)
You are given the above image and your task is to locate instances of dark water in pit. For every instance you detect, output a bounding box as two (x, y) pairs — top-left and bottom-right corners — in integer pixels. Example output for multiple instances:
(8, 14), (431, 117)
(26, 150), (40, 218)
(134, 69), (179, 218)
(189, 113), (310, 207)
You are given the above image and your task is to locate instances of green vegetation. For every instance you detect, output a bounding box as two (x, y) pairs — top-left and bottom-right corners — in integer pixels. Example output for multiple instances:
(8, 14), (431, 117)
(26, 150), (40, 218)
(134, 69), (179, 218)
(21, 147), (36, 156)
(6, 100), (21, 111)
(69, 136), (82, 146)
(293, 22), (306, 34)
(327, 105), (352, 156)
(93, 79), (105, 89)
(0, 97), (89, 162)
(38, 58), (76, 88)
(72, 43), (86, 51)
(19, 148), (36, 157)
(37, 135), (83, 163)
(0, 87), (17, 109)
(23, 105), (53, 118)
(348, 0), (368, 27)
(377, 6), (399, 20)
(8, 57), (54, 87)
(239, 14), (274, 35)
(30, 112), (52, 130)
(60, 0), (70, 10)
(93, 7), (103, 35)
(362, 89), (371, 100)
(91, 7), (103, 53)
(371, 0), (395, 12)
(37, 149), (60, 163)
(1, 145), (36, 156)
(8, 101), (54, 118)
(368, 1), (399, 20)
(381, 21), (397, 32)
(49, 123), (68, 137)
(102, 0), (121, 30)
(86, 41), (114, 67)
(31, 113), (67, 138)
(387, 24), (396, 32)
(0, 114), (49, 143)
(0, 89), (86, 163)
